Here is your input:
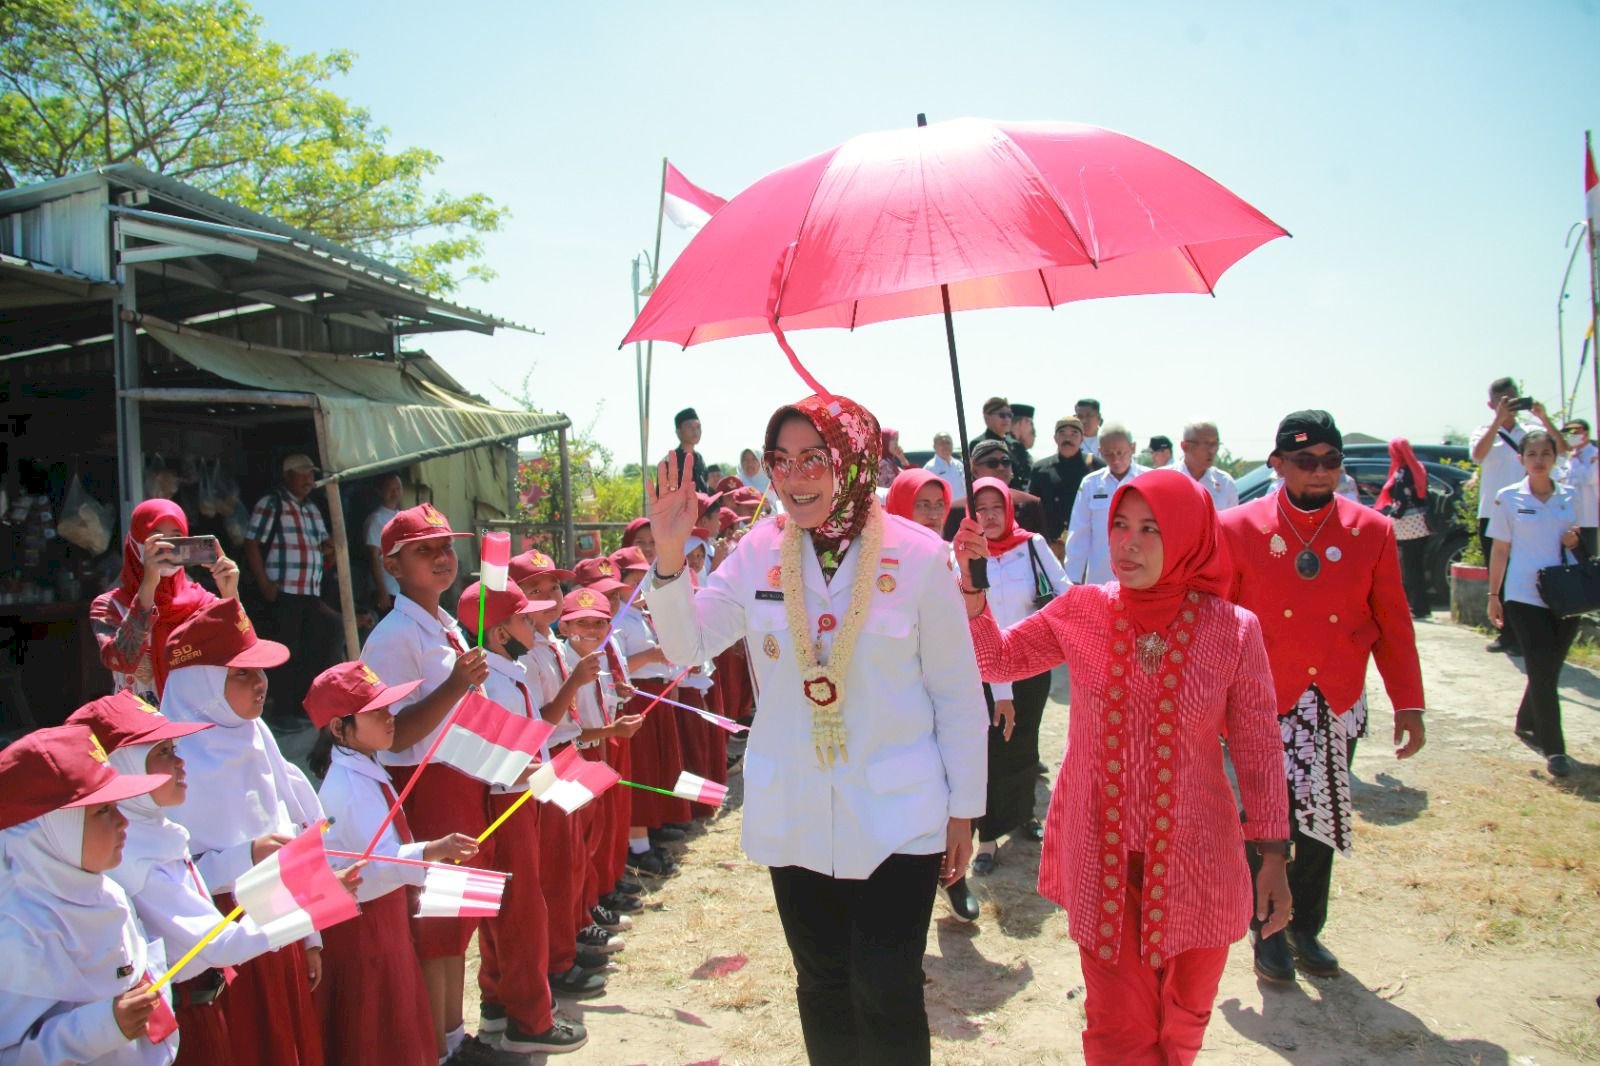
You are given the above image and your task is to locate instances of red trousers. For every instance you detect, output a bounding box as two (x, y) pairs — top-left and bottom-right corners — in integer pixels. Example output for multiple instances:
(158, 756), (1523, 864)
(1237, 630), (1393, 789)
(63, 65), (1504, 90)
(313, 890), (434, 1066)
(208, 899), (324, 1066)
(1078, 883), (1229, 1066)
(537, 791), (584, 972)
(674, 687), (727, 818)
(712, 644), (754, 721)
(625, 682), (692, 827)
(602, 736), (633, 890)
(477, 790), (554, 1034)
(387, 763), (495, 960)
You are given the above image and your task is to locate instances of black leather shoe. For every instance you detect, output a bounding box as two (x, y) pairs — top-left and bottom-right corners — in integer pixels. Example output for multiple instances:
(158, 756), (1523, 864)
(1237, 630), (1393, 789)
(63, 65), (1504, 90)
(548, 965), (606, 999)
(1252, 930), (1296, 983)
(649, 826), (686, 843)
(1022, 819), (1045, 843)
(945, 878), (980, 923)
(1286, 929), (1340, 977)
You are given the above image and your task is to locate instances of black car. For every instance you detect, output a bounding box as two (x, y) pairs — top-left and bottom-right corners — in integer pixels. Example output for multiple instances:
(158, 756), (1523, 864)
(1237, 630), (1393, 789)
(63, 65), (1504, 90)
(1235, 457), (1472, 606)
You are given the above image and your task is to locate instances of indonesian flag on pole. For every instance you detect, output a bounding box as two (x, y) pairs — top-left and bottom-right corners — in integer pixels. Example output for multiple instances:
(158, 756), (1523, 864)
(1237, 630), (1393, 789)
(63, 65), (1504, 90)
(664, 162), (727, 230)
(673, 770), (728, 807)
(527, 744), (620, 813)
(233, 821), (358, 948)
(416, 865), (509, 919)
(1587, 139), (1599, 231)
(433, 690), (553, 787)
(481, 531), (511, 592)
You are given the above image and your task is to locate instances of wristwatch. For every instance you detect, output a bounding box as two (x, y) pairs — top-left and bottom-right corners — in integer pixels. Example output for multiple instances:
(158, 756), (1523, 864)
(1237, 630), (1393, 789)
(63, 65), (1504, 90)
(1249, 839), (1292, 859)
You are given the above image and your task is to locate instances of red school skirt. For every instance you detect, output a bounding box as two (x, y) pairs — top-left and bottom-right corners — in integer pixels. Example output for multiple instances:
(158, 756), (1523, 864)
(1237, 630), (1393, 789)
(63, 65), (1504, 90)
(387, 762), (497, 960)
(477, 788), (554, 1036)
(210, 892), (324, 1066)
(171, 990), (229, 1066)
(712, 643), (755, 722)
(313, 889), (434, 1066)
(625, 681), (692, 828)
(674, 686), (727, 818)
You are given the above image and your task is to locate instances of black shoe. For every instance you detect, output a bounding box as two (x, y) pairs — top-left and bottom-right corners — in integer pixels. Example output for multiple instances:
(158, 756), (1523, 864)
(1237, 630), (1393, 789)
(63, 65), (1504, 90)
(499, 1018), (588, 1054)
(1486, 638), (1515, 654)
(447, 1035), (522, 1064)
(614, 875), (644, 895)
(649, 825), (686, 843)
(590, 904), (632, 932)
(575, 949), (613, 972)
(1035, 760), (1049, 776)
(577, 923), (625, 953)
(945, 877), (980, 923)
(1022, 819), (1045, 843)
(601, 891), (644, 913)
(549, 965), (607, 998)
(665, 821), (693, 832)
(971, 851), (998, 877)
(478, 1002), (506, 1035)
(627, 849), (674, 877)
(1515, 727), (1543, 753)
(1252, 930), (1297, 983)
(1285, 929), (1340, 977)
(1548, 754), (1573, 778)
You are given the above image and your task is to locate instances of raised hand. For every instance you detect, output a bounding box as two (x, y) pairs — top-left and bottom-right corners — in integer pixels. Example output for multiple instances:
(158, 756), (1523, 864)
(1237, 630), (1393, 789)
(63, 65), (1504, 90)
(649, 450), (700, 574)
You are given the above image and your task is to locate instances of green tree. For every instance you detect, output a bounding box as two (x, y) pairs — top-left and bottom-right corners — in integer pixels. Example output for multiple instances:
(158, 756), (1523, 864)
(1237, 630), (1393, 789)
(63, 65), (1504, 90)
(0, 0), (504, 291)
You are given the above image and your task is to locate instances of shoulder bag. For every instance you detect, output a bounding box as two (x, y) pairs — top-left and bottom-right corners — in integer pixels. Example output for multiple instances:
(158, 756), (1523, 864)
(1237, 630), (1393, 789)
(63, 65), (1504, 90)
(1536, 545), (1600, 618)
(1026, 538), (1057, 609)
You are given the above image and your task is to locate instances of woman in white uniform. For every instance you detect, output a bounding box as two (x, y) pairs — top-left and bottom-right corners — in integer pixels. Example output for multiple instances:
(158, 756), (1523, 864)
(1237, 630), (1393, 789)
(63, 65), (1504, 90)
(646, 393), (987, 1066)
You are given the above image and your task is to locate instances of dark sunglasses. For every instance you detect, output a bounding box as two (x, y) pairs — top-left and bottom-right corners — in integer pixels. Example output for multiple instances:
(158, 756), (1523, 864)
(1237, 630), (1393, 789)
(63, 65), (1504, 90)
(1284, 451), (1344, 472)
(974, 456), (1013, 468)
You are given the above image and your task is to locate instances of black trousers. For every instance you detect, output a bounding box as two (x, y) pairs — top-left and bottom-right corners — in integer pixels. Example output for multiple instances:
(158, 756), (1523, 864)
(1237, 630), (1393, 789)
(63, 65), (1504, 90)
(1247, 739), (1356, 939)
(1397, 536), (1430, 617)
(1479, 519), (1520, 651)
(1502, 600), (1578, 756)
(979, 670), (1052, 842)
(769, 853), (941, 1066)
(267, 593), (339, 722)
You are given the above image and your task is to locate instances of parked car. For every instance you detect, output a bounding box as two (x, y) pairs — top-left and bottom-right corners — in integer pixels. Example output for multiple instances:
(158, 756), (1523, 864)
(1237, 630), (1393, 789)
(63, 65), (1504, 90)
(1236, 458), (1472, 607)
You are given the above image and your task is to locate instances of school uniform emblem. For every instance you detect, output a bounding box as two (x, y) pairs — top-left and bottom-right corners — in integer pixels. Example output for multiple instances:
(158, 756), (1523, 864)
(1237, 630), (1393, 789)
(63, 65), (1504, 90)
(421, 503), (447, 527)
(877, 574), (897, 593)
(768, 566), (782, 588)
(763, 634), (780, 660)
(89, 733), (109, 763)
(576, 590), (597, 608)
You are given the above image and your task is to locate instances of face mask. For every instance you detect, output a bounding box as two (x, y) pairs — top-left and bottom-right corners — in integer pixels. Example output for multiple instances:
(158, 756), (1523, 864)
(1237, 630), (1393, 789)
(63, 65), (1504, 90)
(501, 636), (530, 661)
(1568, 434), (1586, 449)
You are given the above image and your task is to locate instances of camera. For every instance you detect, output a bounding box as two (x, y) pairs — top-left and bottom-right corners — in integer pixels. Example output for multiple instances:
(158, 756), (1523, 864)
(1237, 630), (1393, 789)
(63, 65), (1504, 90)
(1509, 397), (1535, 412)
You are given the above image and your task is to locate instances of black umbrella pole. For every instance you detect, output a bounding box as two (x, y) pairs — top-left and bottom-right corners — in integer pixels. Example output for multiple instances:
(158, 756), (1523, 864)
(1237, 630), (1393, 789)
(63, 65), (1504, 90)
(940, 283), (988, 590)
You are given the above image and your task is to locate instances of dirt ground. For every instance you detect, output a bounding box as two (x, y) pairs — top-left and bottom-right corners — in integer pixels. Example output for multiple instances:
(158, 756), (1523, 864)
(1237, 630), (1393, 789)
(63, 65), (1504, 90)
(453, 614), (1600, 1065)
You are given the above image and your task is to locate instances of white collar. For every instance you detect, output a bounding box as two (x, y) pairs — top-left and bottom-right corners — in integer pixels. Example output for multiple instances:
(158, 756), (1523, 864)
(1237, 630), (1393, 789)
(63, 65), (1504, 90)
(486, 653), (527, 681)
(329, 744), (391, 784)
(392, 593), (458, 634)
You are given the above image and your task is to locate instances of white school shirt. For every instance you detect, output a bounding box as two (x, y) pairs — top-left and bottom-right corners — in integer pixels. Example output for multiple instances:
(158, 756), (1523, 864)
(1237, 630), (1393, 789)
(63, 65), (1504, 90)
(363, 594), (470, 767)
(1471, 420), (1530, 520)
(1560, 442), (1599, 527)
(1063, 464), (1147, 585)
(645, 511), (987, 879)
(528, 634), (581, 748)
(615, 608), (672, 680)
(1486, 478), (1578, 609)
(318, 748), (429, 903)
(1181, 464), (1239, 511)
(363, 507), (400, 597)
(0, 943), (177, 1066)
(480, 653), (545, 793)
(563, 640), (626, 746)
(922, 453), (967, 503)
(125, 856), (275, 985)
(976, 533), (1070, 701)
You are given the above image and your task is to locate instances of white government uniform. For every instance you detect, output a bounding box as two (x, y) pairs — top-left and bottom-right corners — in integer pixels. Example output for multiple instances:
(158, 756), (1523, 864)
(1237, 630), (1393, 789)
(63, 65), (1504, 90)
(1471, 420), (1530, 522)
(1486, 478), (1578, 608)
(1560, 442), (1599, 527)
(980, 532), (1069, 701)
(647, 513), (987, 879)
(1063, 464), (1148, 585)
(1178, 463), (1239, 511)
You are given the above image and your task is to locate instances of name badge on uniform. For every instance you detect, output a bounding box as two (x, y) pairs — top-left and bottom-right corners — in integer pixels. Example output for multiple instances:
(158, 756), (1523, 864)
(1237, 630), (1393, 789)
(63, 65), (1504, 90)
(1093, 493), (1109, 500)
(755, 590), (784, 601)
(1517, 508), (1537, 515)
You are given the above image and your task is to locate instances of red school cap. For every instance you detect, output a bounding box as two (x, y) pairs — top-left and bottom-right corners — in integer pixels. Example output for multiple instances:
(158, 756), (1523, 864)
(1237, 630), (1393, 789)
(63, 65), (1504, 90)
(717, 507), (742, 533)
(165, 598), (290, 671)
(303, 661), (425, 730)
(561, 587), (613, 621)
(381, 503), (471, 557)
(608, 546), (651, 573)
(572, 557), (629, 594)
(508, 548), (575, 585)
(0, 723), (171, 830)
(457, 581), (555, 640)
(713, 475), (745, 495)
(66, 690), (213, 752)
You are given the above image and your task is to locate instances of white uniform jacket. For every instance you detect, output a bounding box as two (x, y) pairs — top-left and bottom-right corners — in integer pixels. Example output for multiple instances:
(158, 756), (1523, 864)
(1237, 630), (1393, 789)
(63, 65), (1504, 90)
(647, 513), (987, 880)
(977, 532), (1069, 700)
(1064, 464), (1147, 584)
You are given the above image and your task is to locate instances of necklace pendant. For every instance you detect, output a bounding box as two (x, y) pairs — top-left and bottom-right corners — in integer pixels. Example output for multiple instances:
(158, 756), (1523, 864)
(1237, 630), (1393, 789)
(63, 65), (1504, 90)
(1135, 633), (1169, 674)
(1295, 549), (1321, 580)
(1268, 534), (1288, 558)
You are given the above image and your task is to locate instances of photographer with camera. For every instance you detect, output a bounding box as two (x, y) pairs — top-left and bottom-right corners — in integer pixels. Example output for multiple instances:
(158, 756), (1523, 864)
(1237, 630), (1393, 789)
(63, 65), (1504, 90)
(1471, 378), (1566, 655)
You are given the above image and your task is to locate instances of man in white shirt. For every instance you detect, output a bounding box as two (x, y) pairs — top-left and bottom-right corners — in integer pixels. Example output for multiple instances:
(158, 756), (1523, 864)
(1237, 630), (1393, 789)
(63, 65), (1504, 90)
(1176, 420), (1239, 511)
(923, 432), (967, 504)
(1076, 398), (1104, 460)
(1470, 377), (1565, 653)
(1561, 418), (1599, 556)
(363, 472), (404, 614)
(1064, 423), (1145, 584)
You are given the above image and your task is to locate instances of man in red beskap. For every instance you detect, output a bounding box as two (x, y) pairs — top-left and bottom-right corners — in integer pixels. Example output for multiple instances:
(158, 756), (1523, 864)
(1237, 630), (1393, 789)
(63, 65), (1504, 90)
(1219, 409), (1425, 984)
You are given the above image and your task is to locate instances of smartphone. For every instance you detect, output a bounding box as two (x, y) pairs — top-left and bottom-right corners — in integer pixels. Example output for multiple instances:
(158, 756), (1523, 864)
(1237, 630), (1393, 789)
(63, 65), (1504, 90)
(1509, 397), (1535, 412)
(161, 536), (221, 566)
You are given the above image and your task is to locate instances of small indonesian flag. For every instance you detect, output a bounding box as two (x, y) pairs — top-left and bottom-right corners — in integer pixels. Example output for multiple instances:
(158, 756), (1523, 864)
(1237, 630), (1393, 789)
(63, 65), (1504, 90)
(416, 865), (509, 919)
(433, 691), (554, 788)
(481, 531), (511, 592)
(664, 161), (727, 230)
(233, 821), (359, 949)
(1587, 138), (1599, 231)
(528, 745), (620, 813)
(691, 707), (749, 735)
(673, 770), (728, 807)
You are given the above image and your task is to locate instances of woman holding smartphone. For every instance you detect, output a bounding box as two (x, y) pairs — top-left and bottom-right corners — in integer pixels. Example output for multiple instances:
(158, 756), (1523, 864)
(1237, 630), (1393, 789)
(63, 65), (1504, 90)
(90, 499), (240, 702)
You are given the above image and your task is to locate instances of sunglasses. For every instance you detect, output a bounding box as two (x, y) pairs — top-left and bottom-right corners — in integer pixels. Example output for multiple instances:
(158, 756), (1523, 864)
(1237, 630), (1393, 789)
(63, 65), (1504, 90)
(1283, 451), (1345, 472)
(974, 456), (1013, 468)
(764, 449), (832, 481)
(990, 410), (1014, 420)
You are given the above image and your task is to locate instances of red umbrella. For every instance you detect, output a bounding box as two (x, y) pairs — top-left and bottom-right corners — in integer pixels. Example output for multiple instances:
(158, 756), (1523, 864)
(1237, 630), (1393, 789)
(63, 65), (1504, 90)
(622, 115), (1287, 573)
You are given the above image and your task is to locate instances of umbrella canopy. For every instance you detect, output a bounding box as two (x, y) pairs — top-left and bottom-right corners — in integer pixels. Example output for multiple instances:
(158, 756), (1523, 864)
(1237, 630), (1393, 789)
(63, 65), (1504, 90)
(622, 117), (1288, 350)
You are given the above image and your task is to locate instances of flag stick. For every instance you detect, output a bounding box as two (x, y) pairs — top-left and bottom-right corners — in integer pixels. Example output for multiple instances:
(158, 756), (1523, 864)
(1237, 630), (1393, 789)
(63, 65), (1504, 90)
(474, 789), (537, 846)
(360, 702), (466, 860)
(641, 692), (748, 730)
(638, 666), (695, 715)
(1587, 131), (1599, 426)
(476, 582), (488, 649)
(325, 849), (510, 876)
(618, 778), (680, 799)
(600, 576), (648, 650)
(148, 905), (243, 995)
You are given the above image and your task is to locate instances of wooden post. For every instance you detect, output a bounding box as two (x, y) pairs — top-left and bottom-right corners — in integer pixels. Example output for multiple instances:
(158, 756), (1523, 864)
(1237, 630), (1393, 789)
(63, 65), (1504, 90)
(111, 217), (143, 529)
(313, 404), (361, 660)
(558, 426), (575, 569)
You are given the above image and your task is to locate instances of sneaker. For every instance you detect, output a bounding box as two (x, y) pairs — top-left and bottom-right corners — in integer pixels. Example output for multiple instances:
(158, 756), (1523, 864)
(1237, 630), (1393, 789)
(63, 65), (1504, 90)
(726, 749), (744, 774)
(575, 949), (613, 972)
(664, 821), (693, 832)
(478, 1002), (507, 1035)
(499, 1018), (588, 1055)
(447, 1035), (521, 1064)
(1548, 753), (1573, 778)
(627, 849), (674, 877)
(590, 904), (634, 932)
(649, 825), (687, 844)
(602, 891), (644, 913)
(614, 875), (645, 895)
(548, 965), (607, 998)
(577, 923), (625, 952)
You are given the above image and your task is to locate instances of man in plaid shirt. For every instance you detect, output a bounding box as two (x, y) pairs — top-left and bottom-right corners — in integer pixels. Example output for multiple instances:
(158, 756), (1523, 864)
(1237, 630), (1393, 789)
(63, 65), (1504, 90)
(243, 453), (336, 724)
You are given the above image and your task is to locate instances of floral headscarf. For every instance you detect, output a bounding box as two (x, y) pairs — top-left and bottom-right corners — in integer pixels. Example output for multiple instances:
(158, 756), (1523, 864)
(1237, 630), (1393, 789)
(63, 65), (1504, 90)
(764, 394), (882, 573)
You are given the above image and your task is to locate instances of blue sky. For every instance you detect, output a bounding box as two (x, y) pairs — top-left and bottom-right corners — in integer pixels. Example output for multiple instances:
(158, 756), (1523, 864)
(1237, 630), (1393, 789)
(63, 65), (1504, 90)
(256, 1), (1599, 467)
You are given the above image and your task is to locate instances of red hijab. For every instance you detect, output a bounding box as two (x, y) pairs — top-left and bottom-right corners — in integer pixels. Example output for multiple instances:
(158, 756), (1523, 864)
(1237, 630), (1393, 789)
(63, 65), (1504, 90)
(115, 499), (216, 693)
(1376, 438), (1426, 511)
(621, 517), (650, 547)
(1109, 469), (1231, 633)
(970, 477), (1033, 556)
(885, 468), (950, 528)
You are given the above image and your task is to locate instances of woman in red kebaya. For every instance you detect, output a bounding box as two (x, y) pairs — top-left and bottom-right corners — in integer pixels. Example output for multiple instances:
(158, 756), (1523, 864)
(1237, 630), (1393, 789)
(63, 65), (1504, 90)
(954, 469), (1291, 1066)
